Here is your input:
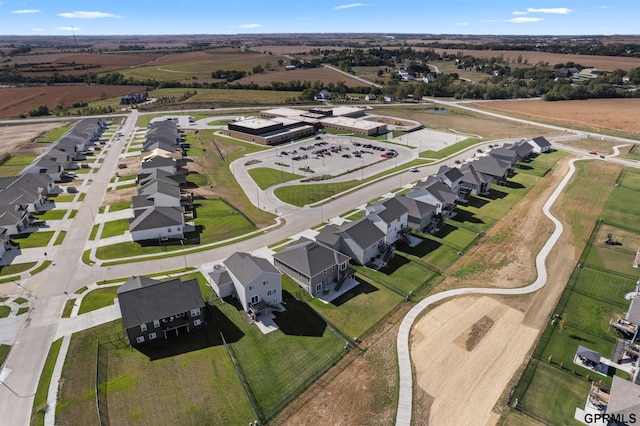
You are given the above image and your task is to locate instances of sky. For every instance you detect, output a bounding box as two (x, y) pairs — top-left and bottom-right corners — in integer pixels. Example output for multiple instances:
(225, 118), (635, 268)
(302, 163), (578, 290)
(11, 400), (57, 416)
(0, 1), (637, 36)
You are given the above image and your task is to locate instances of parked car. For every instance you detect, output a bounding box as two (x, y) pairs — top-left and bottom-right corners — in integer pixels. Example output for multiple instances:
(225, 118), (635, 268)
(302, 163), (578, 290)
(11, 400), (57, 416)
(67, 186), (78, 193)
(410, 167), (419, 172)
(589, 151), (598, 155)
(118, 163), (127, 169)
(81, 163), (89, 168)
(32, 220), (46, 226)
(454, 160), (461, 164)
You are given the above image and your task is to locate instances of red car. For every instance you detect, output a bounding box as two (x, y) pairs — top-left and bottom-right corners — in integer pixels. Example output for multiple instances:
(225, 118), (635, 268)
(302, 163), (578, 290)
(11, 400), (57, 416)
(589, 151), (597, 155)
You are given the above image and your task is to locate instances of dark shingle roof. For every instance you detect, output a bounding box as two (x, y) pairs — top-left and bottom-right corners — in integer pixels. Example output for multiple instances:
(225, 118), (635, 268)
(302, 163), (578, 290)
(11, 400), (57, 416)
(368, 197), (408, 225)
(129, 206), (183, 231)
(117, 276), (204, 329)
(470, 156), (509, 178)
(606, 376), (640, 418)
(224, 252), (280, 287)
(315, 224), (341, 247)
(461, 163), (492, 185)
(437, 165), (464, 183)
(273, 239), (349, 278)
(531, 136), (551, 148)
(209, 268), (233, 287)
(340, 218), (385, 249)
(393, 194), (436, 220)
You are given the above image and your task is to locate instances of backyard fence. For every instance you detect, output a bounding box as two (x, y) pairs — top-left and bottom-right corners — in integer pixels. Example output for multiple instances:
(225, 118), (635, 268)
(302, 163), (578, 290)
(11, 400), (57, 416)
(95, 333), (128, 426)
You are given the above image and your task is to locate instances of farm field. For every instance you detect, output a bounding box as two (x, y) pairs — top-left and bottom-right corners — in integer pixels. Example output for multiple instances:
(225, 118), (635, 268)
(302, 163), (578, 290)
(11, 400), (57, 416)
(235, 66), (363, 86)
(472, 98), (640, 136)
(429, 48), (640, 71)
(0, 85), (145, 119)
(0, 122), (66, 158)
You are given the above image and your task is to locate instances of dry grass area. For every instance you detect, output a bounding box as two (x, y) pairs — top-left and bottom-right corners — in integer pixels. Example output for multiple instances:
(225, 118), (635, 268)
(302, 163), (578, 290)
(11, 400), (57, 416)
(472, 98), (640, 136)
(0, 122), (65, 157)
(429, 48), (640, 71)
(0, 85), (145, 119)
(373, 105), (564, 141)
(236, 66), (360, 86)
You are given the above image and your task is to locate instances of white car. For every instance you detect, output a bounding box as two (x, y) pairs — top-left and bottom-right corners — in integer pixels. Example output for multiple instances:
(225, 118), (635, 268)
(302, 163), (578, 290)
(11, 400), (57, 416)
(410, 167), (419, 172)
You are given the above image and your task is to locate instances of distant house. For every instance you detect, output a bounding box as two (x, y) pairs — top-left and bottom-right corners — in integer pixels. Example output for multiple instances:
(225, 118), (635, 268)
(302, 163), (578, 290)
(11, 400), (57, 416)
(365, 93), (377, 101)
(117, 275), (205, 345)
(129, 206), (185, 242)
(315, 90), (331, 101)
(529, 136), (552, 153)
(273, 238), (354, 298)
(316, 218), (388, 268)
(285, 65), (296, 71)
(383, 94), (396, 103)
(214, 252), (283, 319)
(393, 194), (438, 234)
(120, 93), (147, 105)
(365, 197), (409, 244)
(505, 140), (536, 162)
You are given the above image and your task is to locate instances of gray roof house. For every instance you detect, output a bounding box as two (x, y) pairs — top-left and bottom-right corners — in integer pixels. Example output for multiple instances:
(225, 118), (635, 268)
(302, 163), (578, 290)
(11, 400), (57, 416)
(273, 238), (354, 300)
(0, 205), (30, 236)
(408, 180), (458, 218)
(436, 165), (464, 195)
(606, 376), (640, 422)
(117, 275), (205, 345)
(137, 168), (186, 189)
(141, 156), (177, 174)
(489, 147), (518, 167)
(460, 163), (492, 197)
(365, 197), (409, 244)
(393, 194), (438, 234)
(468, 156), (510, 184)
(220, 252), (283, 319)
(129, 206), (185, 242)
(316, 218), (389, 268)
(529, 136), (552, 153)
(134, 181), (182, 208)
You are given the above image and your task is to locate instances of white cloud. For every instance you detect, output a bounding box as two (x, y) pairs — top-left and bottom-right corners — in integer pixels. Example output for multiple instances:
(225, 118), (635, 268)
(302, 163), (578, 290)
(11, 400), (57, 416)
(512, 11), (528, 15)
(237, 23), (262, 28)
(506, 17), (543, 23)
(58, 11), (121, 19)
(55, 26), (81, 31)
(11, 9), (40, 14)
(527, 7), (573, 14)
(334, 3), (367, 10)
(31, 28), (45, 32)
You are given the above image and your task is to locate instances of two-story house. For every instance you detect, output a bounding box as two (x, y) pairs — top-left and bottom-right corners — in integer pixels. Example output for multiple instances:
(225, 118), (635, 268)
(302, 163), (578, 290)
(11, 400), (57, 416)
(117, 276), (206, 346)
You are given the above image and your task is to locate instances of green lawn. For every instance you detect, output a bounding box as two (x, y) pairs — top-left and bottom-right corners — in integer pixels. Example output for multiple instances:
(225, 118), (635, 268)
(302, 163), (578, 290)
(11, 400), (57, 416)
(0, 155), (37, 176)
(602, 185), (640, 227)
(396, 236), (462, 272)
(31, 338), (63, 426)
(100, 219), (130, 239)
(193, 198), (255, 245)
(54, 231), (66, 245)
(0, 262), (36, 276)
(248, 167), (303, 190)
(11, 231), (54, 249)
(50, 194), (76, 202)
(35, 125), (71, 143)
(78, 287), (118, 315)
(353, 254), (437, 296)
(282, 275), (403, 339)
(217, 292), (346, 420)
(0, 344), (10, 366)
(0, 306), (10, 318)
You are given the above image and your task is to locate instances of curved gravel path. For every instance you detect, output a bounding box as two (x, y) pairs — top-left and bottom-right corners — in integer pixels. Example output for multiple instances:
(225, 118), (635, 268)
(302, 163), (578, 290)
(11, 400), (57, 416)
(395, 158), (580, 425)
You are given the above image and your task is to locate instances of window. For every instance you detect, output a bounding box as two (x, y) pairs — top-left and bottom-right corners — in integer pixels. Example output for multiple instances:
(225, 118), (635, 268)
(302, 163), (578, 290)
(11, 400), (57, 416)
(136, 336), (145, 344)
(175, 312), (185, 318)
(249, 285), (254, 290)
(167, 227), (172, 232)
(190, 308), (201, 317)
(149, 332), (157, 340)
(193, 319), (202, 326)
(340, 263), (347, 271)
(153, 320), (160, 328)
(316, 283), (322, 292)
(250, 295), (259, 304)
(332, 265), (336, 272)
(140, 323), (147, 332)
(263, 280), (268, 286)
(323, 270), (327, 276)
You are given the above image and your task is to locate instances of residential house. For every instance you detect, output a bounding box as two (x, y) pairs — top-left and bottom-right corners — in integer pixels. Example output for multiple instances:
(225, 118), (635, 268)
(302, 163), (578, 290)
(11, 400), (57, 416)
(605, 376), (640, 422)
(408, 179), (458, 219)
(141, 156), (177, 175)
(218, 252), (283, 318)
(460, 163), (492, 197)
(133, 181), (182, 209)
(137, 168), (186, 190)
(529, 136), (552, 153)
(0, 227), (8, 260)
(0, 174), (55, 212)
(0, 205), (30, 236)
(508, 140), (535, 162)
(393, 194), (438, 234)
(129, 206), (185, 242)
(117, 275), (205, 345)
(468, 156), (510, 184)
(316, 218), (388, 268)
(365, 197), (409, 244)
(315, 90), (331, 101)
(273, 238), (353, 298)
(489, 147), (518, 167)
(365, 93), (377, 101)
(383, 94), (396, 103)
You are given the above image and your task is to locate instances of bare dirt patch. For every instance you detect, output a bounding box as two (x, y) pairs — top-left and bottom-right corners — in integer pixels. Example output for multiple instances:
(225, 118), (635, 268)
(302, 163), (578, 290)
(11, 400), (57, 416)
(0, 85), (146, 119)
(102, 187), (138, 205)
(0, 122), (65, 157)
(455, 315), (495, 352)
(412, 296), (539, 426)
(472, 98), (640, 136)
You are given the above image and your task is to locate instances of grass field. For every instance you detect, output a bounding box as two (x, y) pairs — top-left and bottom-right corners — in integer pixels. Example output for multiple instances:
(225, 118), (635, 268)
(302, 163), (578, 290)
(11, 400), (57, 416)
(34, 209), (67, 221)
(145, 88), (301, 106)
(35, 125), (71, 143)
(248, 167), (303, 189)
(10, 231), (54, 249)
(32, 338), (63, 426)
(78, 287), (118, 314)
(193, 199), (255, 245)
(0, 155), (36, 176)
(354, 254), (437, 296)
(420, 137), (481, 159)
(0, 261), (36, 277)
(99, 219), (130, 239)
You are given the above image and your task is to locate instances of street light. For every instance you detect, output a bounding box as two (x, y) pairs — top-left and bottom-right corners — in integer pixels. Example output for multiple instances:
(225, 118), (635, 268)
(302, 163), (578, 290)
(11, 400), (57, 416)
(180, 240), (187, 269)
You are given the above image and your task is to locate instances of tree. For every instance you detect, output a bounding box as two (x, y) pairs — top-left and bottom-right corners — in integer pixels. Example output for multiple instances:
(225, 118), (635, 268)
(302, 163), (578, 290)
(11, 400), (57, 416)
(277, 59), (284, 67)
(252, 65), (264, 74)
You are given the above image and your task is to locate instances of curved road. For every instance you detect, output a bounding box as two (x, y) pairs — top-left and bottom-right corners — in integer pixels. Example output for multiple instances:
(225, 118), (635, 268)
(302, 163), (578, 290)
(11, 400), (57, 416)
(395, 157), (579, 425)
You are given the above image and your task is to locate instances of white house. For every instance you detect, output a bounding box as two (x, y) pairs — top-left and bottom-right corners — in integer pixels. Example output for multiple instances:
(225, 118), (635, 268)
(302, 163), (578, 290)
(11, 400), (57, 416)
(529, 136), (552, 153)
(129, 206), (184, 242)
(365, 197), (409, 244)
(220, 252), (282, 318)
